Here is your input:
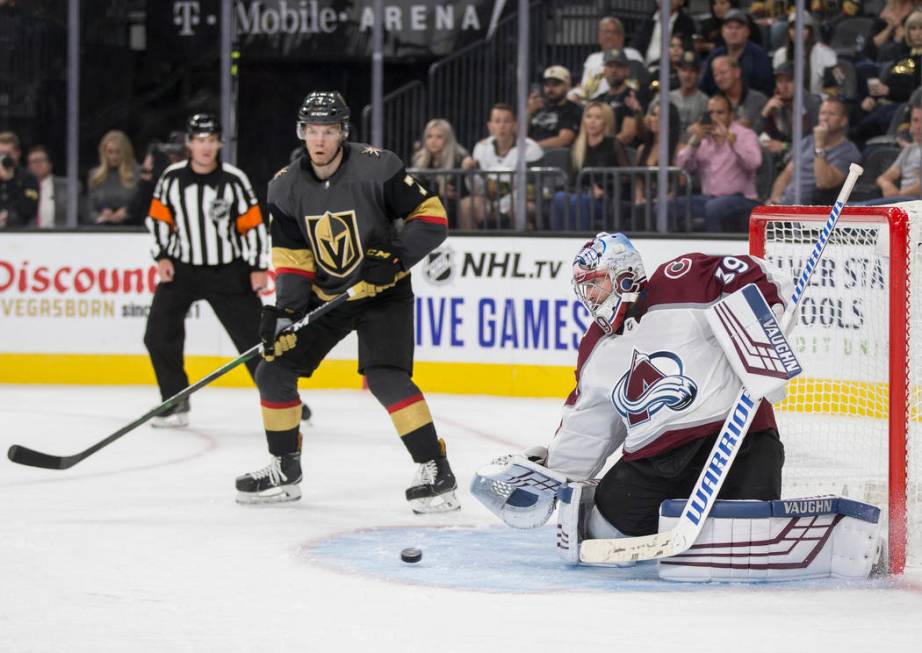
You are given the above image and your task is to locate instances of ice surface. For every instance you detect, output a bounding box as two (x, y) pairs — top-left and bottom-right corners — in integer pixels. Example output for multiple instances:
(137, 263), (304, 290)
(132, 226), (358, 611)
(1, 385), (920, 652)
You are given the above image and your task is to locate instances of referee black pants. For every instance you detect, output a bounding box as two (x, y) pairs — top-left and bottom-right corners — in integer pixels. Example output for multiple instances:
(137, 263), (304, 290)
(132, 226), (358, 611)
(144, 259), (262, 401)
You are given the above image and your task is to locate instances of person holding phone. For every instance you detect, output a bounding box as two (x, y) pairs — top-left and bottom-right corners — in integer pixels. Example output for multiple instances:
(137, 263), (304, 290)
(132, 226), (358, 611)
(674, 94), (762, 232)
(0, 131), (38, 228)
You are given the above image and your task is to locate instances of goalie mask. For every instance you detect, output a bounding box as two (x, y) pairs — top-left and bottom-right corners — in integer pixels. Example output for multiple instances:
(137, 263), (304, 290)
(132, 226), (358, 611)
(572, 232), (646, 334)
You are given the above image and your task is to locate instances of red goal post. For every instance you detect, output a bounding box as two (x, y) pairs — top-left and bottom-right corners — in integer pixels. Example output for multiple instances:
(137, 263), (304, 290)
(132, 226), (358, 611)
(749, 204), (920, 574)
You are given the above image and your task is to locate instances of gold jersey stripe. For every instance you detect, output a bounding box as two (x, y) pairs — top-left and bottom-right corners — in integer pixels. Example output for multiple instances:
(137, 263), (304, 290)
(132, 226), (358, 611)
(272, 247), (315, 273)
(406, 196), (447, 222)
(312, 270), (410, 302)
(390, 398), (434, 437)
(261, 404), (302, 432)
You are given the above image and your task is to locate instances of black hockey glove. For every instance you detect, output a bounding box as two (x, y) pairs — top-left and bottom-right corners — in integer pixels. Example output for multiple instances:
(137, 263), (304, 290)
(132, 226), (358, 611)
(259, 305), (297, 362)
(353, 248), (403, 298)
(361, 248), (402, 285)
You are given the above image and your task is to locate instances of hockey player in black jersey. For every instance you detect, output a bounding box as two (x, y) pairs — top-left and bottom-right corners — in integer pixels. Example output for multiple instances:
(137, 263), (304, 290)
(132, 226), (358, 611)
(144, 113), (311, 427)
(236, 91), (460, 513)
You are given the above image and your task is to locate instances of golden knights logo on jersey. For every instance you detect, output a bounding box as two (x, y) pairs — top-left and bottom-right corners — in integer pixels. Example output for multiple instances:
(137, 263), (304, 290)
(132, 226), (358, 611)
(612, 349), (698, 427)
(304, 209), (363, 277)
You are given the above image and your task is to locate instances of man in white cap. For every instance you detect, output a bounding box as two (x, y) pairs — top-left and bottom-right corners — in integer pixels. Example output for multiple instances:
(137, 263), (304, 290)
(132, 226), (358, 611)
(528, 65), (583, 149)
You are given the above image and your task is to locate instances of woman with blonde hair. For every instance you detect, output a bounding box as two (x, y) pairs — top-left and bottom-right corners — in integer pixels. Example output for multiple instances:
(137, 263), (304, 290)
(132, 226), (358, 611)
(550, 101), (628, 230)
(411, 119), (469, 227)
(86, 129), (139, 225)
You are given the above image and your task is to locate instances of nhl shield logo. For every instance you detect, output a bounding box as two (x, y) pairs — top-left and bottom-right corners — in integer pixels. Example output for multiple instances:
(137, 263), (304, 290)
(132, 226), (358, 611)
(208, 197), (231, 223)
(612, 349), (698, 427)
(304, 210), (363, 278)
(423, 246), (454, 285)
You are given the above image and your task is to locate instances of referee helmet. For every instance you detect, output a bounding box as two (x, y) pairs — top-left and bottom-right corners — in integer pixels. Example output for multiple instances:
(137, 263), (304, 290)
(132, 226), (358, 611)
(186, 113), (222, 138)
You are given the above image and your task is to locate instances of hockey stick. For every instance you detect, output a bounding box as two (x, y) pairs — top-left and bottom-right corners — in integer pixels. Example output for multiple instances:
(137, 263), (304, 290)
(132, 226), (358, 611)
(7, 288), (356, 470)
(580, 162), (864, 565)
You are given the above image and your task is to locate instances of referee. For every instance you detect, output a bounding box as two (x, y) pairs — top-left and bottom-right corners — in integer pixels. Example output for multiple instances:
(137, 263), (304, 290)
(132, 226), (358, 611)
(144, 113), (309, 427)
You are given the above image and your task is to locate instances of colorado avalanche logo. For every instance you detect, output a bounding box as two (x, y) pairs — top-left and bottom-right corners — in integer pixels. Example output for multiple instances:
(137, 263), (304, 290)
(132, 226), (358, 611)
(612, 350), (699, 426)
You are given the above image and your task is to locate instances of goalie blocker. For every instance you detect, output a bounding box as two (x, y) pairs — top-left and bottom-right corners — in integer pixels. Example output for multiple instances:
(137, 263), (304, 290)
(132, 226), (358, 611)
(557, 486), (883, 581)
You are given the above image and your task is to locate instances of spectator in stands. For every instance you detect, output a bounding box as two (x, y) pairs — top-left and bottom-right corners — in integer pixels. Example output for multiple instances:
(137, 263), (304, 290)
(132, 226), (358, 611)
(871, 105), (922, 203)
(746, 0), (790, 23)
(632, 101), (682, 218)
(460, 103), (543, 229)
(631, 0), (697, 69)
(528, 66), (583, 149)
(26, 145), (79, 228)
(411, 118), (470, 228)
(865, 0), (916, 62)
(569, 17), (643, 102)
(759, 62), (821, 166)
(127, 142), (173, 226)
(86, 129), (139, 226)
(854, 10), (922, 147)
(711, 55), (768, 131)
(675, 93), (762, 231)
(772, 12), (837, 97)
(0, 131), (38, 228)
(596, 49), (645, 146)
(695, 0), (763, 56)
(700, 9), (774, 97)
(651, 35), (690, 92)
(769, 98), (862, 205)
(670, 51), (709, 139)
(549, 101), (629, 230)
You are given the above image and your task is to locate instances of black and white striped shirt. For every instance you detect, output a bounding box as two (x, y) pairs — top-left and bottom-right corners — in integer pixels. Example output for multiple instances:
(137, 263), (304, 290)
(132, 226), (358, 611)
(146, 160), (269, 269)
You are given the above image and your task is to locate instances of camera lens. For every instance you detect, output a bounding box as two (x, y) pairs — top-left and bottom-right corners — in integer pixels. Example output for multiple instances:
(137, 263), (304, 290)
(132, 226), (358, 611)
(0, 155), (14, 168)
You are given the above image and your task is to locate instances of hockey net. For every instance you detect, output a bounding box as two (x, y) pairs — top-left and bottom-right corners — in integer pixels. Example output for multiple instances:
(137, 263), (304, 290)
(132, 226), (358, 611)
(750, 204), (922, 573)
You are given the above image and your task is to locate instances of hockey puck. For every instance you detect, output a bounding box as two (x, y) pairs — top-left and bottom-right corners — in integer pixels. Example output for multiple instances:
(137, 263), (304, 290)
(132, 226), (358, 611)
(400, 547), (422, 563)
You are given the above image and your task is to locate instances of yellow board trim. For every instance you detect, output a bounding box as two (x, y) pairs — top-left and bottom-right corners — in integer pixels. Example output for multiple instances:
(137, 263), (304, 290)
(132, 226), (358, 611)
(0, 354), (363, 390)
(0, 354), (919, 421)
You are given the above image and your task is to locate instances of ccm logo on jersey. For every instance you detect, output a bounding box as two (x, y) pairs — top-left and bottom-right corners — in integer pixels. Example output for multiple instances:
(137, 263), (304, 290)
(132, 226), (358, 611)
(611, 349), (698, 426)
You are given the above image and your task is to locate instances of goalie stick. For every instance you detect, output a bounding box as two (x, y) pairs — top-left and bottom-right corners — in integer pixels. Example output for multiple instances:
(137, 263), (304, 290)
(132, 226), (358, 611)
(580, 162), (865, 565)
(7, 288), (356, 470)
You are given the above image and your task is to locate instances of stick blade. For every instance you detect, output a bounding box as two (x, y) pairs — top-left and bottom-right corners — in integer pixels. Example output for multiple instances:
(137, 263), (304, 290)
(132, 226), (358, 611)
(7, 444), (73, 470)
(579, 530), (688, 564)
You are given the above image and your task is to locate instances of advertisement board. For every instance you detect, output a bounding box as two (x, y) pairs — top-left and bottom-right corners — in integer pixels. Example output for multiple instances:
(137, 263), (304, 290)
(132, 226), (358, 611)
(0, 233), (746, 395)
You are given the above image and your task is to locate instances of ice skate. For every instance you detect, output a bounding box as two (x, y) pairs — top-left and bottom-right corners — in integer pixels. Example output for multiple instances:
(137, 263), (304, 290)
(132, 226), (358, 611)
(406, 439), (460, 514)
(235, 452), (302, 504)
(150, 398), (190, 429)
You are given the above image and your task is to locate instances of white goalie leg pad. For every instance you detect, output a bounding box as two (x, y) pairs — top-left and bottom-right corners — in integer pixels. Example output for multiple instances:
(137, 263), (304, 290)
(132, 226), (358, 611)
(656, 496), (882, 582)
(556, 481), (635, 565)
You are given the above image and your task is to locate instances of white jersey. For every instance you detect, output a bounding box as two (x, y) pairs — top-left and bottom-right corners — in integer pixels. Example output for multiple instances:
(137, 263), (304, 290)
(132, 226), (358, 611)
(547, 253), (792, 481)
(470, 137), (544, 214)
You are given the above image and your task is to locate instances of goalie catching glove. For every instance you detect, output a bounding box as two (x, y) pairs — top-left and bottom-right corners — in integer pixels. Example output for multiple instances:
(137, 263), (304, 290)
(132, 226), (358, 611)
(260, 305), (298, 361)
(351, 248), (403, 299)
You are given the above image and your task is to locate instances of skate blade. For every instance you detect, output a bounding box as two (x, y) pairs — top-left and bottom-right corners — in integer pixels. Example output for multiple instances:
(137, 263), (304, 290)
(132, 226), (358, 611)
(410, 490), (461, 514)
(236, 485), (302, 505)
(150, 414), (189, 429)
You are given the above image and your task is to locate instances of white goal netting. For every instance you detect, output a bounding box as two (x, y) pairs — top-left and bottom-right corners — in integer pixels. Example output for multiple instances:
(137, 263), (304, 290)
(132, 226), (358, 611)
(753, 203), (922, 570)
